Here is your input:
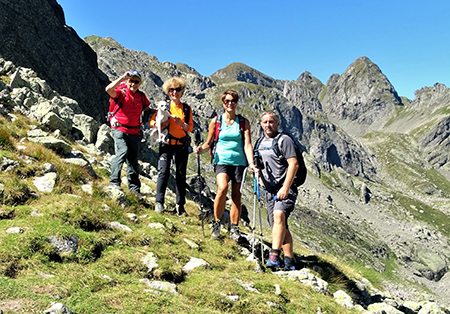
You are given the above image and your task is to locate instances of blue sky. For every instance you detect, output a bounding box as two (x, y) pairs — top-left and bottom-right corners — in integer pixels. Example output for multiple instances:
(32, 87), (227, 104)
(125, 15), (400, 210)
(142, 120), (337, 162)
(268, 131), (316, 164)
(57, 0), (449, 100)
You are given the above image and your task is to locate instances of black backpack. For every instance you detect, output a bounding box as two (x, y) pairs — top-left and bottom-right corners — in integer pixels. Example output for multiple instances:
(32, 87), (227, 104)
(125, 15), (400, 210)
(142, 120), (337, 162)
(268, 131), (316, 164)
(254, 132), (307, 187)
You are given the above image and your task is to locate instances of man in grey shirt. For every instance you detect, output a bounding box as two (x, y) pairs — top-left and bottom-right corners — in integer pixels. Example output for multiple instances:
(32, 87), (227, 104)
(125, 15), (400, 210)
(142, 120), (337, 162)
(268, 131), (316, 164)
(256, 110), (299, 270)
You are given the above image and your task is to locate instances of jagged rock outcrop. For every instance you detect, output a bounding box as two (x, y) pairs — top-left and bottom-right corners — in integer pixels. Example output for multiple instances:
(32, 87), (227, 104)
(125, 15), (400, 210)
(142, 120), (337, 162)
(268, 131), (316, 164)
(0, 0), (109, 121)
(408, 84), (450, 170)
(295, 71), (324, 99)
(307, 120), (378, 180)
(321, 56), (403, 136)
(283, 79), (323, 117)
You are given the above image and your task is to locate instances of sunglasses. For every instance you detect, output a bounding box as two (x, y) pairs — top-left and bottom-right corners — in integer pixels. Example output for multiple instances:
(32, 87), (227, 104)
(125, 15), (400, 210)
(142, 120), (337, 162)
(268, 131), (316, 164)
(129, 79), (141, 84)
(224, 99), (237, 104)
(169, 87), (182, 92)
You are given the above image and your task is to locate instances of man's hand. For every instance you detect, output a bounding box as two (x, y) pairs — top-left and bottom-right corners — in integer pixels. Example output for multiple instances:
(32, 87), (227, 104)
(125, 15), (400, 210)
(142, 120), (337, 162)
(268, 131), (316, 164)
(276, 186), (289, 201)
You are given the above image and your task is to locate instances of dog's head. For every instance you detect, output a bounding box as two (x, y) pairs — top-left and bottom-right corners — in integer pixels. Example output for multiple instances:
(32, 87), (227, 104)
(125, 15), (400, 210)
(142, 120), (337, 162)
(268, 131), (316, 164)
(157, 101), (167, 111)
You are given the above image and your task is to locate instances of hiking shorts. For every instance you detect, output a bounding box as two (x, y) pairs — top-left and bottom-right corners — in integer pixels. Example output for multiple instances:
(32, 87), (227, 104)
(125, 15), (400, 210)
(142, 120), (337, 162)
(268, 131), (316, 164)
(265, 188), (297, 230)
(214, 164), (246, 183)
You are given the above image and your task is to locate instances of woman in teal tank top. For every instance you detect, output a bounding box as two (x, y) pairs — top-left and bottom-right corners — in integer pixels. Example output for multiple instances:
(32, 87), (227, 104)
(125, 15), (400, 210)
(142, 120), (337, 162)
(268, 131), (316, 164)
(214, 114), (247, 166)
(194, 90), (257, 240)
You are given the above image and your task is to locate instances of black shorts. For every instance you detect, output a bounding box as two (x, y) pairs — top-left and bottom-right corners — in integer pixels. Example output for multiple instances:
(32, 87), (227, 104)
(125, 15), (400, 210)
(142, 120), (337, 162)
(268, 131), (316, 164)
(214, 164), (246, 183)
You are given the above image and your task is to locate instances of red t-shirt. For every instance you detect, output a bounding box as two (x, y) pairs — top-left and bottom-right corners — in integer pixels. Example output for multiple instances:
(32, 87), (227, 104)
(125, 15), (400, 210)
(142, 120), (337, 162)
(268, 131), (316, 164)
(112, 83), (150, 135)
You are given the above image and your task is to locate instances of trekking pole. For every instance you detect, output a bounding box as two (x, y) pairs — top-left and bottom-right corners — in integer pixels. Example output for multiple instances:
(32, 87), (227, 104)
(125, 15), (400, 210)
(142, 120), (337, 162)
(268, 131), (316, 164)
(256, 174), (264, 264)
(240, 167), (248, 194)
(194, 129), (205, 237)
(252, 174), (257, 258)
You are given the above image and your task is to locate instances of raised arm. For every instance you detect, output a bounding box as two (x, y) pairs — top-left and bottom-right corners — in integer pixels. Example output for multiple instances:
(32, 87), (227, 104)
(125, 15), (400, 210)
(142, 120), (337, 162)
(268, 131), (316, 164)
(105, 71), (132, 98)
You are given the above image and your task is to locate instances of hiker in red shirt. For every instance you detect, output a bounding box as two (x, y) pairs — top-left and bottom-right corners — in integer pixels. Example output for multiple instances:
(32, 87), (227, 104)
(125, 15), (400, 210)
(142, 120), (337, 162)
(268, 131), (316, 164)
(105, 70), (150, 196)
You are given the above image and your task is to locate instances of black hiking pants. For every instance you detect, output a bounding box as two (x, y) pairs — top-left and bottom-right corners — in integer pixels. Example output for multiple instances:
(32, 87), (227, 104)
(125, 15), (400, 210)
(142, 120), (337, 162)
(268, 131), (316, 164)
(156, 143), (189, 206)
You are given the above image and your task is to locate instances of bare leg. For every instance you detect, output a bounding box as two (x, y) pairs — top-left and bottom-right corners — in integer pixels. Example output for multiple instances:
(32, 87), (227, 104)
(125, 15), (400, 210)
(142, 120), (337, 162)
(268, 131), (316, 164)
(282, 229), (294, 258)
(230, 181), (242, 225)
(214, 173), (229, 220)
(272, 210), (286, 250)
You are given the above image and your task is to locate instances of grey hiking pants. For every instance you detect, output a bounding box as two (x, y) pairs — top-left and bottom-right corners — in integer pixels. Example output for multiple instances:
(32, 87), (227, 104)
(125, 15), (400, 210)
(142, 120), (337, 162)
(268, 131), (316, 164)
(110, 128), (141, 192)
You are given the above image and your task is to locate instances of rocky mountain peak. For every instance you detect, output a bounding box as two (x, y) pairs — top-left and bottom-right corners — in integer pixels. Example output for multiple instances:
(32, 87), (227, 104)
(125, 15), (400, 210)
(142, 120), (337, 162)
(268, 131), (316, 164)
(295, 71), (324, 98)
(211, 62), (282, 89)
(321, 56), (403, 136)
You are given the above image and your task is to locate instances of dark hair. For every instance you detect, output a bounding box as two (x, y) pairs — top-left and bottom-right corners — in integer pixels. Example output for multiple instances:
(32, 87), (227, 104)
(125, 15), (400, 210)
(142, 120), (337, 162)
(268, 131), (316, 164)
(221, 89), (239, 103)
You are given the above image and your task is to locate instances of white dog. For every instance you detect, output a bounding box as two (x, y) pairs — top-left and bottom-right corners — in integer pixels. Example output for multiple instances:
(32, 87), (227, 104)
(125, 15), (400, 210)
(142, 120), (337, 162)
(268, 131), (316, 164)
(150, 100), (173, 142)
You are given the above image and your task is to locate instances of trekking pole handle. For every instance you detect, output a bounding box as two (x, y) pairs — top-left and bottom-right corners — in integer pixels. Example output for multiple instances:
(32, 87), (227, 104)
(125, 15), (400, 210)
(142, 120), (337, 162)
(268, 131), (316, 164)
(255, 174), (260, 200)
(194, 129), (202, 146)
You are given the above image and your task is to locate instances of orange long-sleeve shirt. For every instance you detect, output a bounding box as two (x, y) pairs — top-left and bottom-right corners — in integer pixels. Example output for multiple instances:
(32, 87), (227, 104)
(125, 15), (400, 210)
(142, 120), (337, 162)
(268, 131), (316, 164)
(150, 101), (193, 145)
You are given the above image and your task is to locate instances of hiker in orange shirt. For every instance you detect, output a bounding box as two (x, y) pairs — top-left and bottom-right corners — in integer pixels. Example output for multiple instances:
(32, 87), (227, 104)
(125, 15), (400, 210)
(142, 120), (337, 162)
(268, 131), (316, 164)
(149, 77), (193, 216)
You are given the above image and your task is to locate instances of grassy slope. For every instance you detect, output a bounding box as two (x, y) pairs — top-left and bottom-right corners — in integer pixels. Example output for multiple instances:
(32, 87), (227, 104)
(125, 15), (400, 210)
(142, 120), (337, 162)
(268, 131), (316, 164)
(0, 114), (361, 314)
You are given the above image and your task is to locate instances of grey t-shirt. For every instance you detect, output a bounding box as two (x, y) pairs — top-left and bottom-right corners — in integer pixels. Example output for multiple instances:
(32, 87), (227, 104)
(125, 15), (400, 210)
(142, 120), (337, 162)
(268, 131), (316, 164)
(258, 133), (297, 191)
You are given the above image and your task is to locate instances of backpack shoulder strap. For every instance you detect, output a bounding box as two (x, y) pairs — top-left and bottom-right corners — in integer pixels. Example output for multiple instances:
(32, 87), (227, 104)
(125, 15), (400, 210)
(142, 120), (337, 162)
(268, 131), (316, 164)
(108, 88), (127, 119)
(183, 103), (191, 123)
(214, 114), (222, 141)
(237, 114), (246, 141)
(272, 132), (284, 159)
(254, 136), (264, 152)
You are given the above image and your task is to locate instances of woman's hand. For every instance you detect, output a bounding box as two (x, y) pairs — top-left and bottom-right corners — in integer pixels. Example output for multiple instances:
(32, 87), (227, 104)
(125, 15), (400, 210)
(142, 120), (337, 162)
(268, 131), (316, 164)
(172, 116), (184, 126)
(193, 146), (204, 154)
(249, 162), (259, 175)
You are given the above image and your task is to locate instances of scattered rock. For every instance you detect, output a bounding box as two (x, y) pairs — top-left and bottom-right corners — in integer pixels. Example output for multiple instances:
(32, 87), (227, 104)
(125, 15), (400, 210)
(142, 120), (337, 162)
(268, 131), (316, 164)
(141, 252), (159, 272)
(48, 236), (78, 254)
(183, 238), (199, 250)
(183, 257), (210, 274)
(6, 227), (24, 234)
(108, 222), (132, 233)
(33, 172), (57, 193)
(139, 278), (178, 295)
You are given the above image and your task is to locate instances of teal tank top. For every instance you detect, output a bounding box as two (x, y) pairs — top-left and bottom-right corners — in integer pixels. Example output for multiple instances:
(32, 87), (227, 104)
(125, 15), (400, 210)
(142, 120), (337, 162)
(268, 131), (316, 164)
(214, 115), (247, 166)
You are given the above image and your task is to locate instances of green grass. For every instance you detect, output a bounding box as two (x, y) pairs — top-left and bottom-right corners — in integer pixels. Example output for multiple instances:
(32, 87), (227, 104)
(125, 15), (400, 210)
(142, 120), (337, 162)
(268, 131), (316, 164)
(0, 121), (365, 314)
(392, 192), (450, 237)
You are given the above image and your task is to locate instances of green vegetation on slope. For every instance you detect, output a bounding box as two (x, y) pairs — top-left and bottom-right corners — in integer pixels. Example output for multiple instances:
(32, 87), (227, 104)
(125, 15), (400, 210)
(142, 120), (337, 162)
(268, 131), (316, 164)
(0, 114), (365, 314)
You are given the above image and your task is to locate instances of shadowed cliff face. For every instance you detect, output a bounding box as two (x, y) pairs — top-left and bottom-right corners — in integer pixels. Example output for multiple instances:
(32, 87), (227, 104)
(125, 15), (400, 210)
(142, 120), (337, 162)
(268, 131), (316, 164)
(0, 0), (109, 121)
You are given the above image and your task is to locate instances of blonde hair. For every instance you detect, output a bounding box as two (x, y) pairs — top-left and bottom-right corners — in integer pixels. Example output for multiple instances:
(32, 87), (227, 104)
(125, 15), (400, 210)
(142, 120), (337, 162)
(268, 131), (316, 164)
(163, 77), (186, 95)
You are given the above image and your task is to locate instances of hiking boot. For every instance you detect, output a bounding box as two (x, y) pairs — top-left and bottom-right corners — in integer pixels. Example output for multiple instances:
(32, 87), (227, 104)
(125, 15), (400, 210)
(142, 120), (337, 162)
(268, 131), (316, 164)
(109, 184), (122, 191)
(211, 220), (221, 240)
(230, 226), (243, 242)
(177, 205), (188, 217)
(155, 202), (164, 214)
(283, 257), (296, 271)
(131, 191), (144, 200)
(266, 252), (280, 268)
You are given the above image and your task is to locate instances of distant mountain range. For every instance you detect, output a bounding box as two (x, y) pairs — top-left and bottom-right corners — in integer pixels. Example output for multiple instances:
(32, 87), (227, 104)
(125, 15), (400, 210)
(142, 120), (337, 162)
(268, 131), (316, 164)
(1, 0), (450, 308)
